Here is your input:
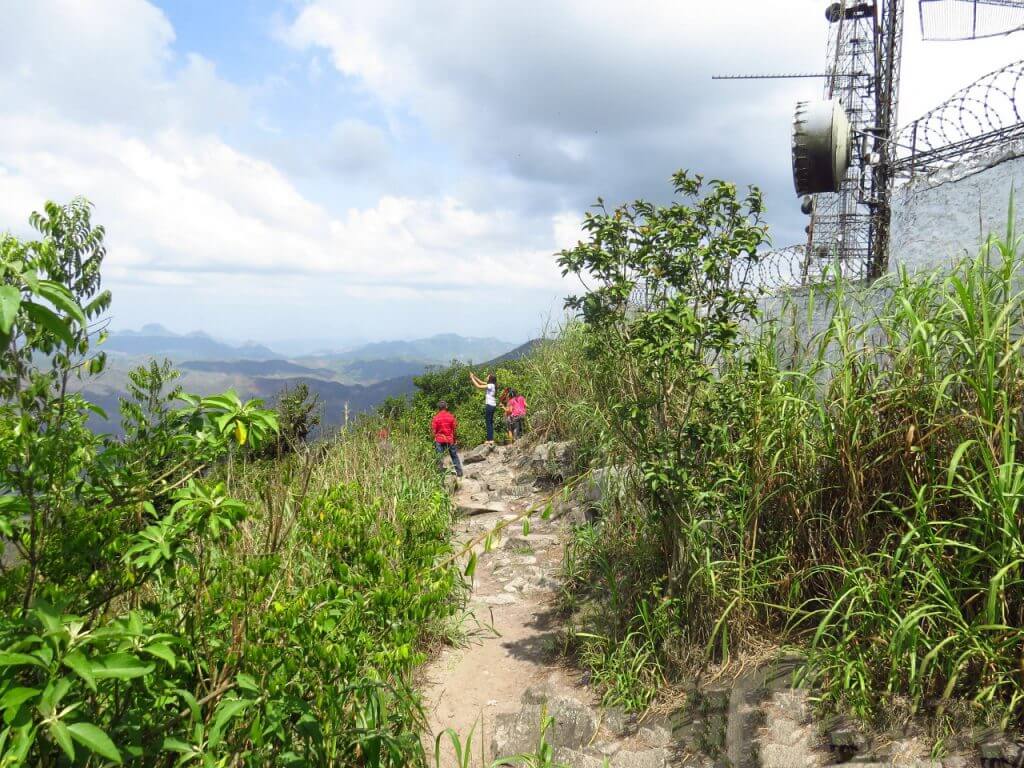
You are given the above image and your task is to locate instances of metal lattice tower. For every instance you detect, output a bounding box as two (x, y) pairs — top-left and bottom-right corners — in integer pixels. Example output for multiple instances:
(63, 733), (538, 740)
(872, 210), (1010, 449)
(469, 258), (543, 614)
(717, 0), (1022, 291)
(804, 1), (904, 281)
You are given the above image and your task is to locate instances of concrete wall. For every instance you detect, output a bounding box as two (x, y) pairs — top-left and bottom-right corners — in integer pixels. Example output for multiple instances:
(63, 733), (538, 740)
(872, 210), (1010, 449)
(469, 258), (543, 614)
(758, 142), (1024, 350)
(889, 140), (1024, 274)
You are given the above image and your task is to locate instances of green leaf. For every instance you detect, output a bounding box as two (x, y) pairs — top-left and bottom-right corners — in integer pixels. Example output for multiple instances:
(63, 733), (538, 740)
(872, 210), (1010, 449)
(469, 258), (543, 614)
(0, 688), (39, 713)
(464, 551), (477, 581)
(0, 652), (46, 670)
(208, 698), (250, 748)
(0, 497), (28, 538)
(68, 721), (123, 764)
(36, 280), (86, 326)
(87, 353), (106, 374)
(39, 678), (71, 717)
(62, 651), (97, 691)
(141, 643), (176, 668)
(0, 497), (29, 516)
(49, 719), (76, 761)
(173, 688), (201, 723)
(235, 673), (259, 693)
(21, 269), (39, 293)
(33, 601), (64, 635)
(92, 653), (153, 680)
(0, 285), (21, 335)
(84, 401), (109, 420)
(202, 392), (241, 411)
(162, 736), (196, 754)
(23, 301), (74, 347)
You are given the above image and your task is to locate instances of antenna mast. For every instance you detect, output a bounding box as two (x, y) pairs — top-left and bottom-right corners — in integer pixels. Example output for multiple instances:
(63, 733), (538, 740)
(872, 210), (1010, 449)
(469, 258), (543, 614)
(802, 1), (905, 280)
(717, 0), (1022, 291)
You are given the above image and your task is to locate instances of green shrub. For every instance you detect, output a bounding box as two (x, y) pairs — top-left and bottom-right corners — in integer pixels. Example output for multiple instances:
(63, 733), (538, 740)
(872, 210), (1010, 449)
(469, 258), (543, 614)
(408, 359), (532, 448)
(254, 382), (322, 459)
(0, 199), (463, 766)
(533, 177), (1024, 730)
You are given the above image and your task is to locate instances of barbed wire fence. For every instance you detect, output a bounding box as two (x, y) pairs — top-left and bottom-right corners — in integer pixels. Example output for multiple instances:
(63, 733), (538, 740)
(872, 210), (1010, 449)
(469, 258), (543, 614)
(894, 59), (1024, 177)
(748, 59), (1024, 294)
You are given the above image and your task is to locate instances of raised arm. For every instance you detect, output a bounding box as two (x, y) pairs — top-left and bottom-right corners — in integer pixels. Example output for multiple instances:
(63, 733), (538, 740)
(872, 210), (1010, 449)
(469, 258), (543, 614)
(469, 372), (487, 389)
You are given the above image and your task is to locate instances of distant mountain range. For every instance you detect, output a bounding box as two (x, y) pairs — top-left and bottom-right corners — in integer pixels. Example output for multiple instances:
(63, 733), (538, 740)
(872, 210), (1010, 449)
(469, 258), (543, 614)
(485, 338), (546, 366)
(104, 327), (514, 367)
(105, 325), (278, 360)
(314, 333), (516, 364)
(179, 359), (328, 378)
(86, 327), (531, 436)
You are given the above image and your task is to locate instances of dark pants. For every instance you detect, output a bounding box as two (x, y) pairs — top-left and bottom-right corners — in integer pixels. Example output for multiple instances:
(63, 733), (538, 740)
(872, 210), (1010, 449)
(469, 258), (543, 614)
(435, 441), (463, 477)
(484, 405), (496, 442)
(509, 416), (523, 439)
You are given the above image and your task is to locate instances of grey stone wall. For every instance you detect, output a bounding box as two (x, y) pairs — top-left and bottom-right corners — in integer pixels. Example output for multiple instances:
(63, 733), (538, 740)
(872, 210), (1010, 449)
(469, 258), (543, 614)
(758, 142), (1024, 346)
(889, 140), (1024, 275)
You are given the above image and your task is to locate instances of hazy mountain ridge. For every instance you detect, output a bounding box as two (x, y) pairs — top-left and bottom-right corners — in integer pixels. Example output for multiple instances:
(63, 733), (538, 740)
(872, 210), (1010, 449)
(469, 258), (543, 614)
(314, 333), (515, 364)
(484, 338), (547, 366)
(105, 328), (516, 368)
(179, 359), (331, 378)
(105, 326), (278, 361)
(85, 330), (528, 435)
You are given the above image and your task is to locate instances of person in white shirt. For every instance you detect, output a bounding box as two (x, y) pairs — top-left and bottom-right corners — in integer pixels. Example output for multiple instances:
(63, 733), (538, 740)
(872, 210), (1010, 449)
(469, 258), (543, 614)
(469, 371), (498, 445)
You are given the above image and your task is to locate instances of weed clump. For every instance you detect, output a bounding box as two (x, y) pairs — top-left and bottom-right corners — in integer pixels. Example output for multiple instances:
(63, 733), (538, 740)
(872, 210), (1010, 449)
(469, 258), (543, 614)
(525, 177), (1024, 732)
(0, 199), (464, 766)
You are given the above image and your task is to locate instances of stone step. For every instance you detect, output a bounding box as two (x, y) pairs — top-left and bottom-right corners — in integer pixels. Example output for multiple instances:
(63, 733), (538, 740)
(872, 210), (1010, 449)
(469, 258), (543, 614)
(456, 500), (508, 516)
(553, 746), (672, 768)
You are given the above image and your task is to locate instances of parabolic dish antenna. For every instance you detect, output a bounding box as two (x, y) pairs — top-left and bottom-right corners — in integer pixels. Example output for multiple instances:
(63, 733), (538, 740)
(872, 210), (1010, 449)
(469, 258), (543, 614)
(792, 99), (853, 195)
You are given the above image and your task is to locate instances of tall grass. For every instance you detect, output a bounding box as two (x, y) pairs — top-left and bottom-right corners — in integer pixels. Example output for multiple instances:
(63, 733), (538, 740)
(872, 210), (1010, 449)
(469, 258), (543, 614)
(524, 224), (1024, 730)
(206, 421), (465, 765)
(517, 326), (610, 459)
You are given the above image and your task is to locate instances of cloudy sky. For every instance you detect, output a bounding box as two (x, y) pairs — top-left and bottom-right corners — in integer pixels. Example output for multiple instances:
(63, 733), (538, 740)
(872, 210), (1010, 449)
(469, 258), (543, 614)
(1, 1), (1020, 349)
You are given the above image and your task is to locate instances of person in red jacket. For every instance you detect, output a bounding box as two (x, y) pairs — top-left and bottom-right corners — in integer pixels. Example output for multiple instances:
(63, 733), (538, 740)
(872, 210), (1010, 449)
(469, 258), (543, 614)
(431, 400), (463, 477)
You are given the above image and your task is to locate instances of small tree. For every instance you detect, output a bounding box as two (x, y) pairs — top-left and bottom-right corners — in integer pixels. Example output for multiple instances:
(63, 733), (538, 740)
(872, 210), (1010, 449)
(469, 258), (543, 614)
(256, 382), (322, 458)
(377, 395), (409, 421)
(0, 199), (279, 763)
(412, 361), (477, 411)
(557, 171), (768, 574)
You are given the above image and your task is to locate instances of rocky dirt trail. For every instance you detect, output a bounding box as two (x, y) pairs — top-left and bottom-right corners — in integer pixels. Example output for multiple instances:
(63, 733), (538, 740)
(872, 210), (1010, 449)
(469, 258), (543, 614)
(419, 440), (760, 768)
(420, 439), (590, 766)
(420, 441), (987, 768)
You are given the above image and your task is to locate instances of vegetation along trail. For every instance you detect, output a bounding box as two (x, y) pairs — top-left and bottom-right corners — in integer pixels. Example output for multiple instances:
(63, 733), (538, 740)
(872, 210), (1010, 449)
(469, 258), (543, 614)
(422, 441), (686, 768)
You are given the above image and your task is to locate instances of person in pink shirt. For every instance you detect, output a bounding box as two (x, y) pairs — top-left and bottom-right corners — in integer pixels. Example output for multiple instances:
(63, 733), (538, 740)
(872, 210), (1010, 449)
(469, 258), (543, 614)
(505, 389), (527, 442)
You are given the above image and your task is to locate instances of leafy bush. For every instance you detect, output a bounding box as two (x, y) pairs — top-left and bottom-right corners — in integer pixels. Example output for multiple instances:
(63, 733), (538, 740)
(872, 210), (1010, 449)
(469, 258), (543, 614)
(531, 176), (1024, 731)
(408, 359), (530, 448)
(377, 395), (410, 421)
(256, 382), (322, 458)
(0, 199), (464, 765)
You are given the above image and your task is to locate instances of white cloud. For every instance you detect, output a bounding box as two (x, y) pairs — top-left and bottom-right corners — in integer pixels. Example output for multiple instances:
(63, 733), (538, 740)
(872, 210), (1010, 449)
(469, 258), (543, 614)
(283, 2), (821, 176)
(5, 0), (1021, 342)
(0, 0), (249, 136)
(326, 118), (392, 175)
(0, 0), (572, 339)
(0, 115), (567, 292)
(285, 0), (1024, 243)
